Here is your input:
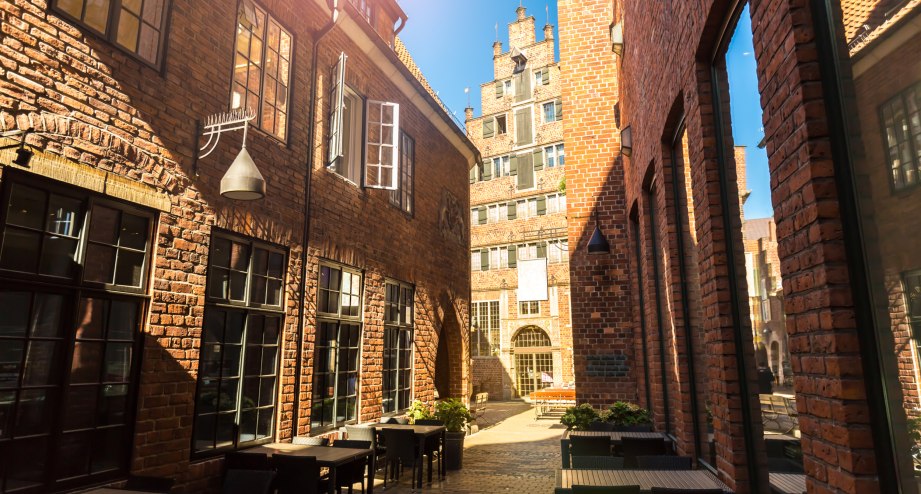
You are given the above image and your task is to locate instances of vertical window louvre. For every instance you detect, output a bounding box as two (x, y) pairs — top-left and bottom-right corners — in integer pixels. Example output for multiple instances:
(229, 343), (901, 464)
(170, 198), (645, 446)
(52, 0), (170, 66)
(328, 52), (348, 167)
(365, 101), (401, 190)
(231, 0), (292, 140)
(383, 281), (414, 413)
(389, 133), (414, 213)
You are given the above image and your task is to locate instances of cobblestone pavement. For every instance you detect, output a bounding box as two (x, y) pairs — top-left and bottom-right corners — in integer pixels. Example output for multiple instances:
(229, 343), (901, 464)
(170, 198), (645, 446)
(370, 401), (563, 493)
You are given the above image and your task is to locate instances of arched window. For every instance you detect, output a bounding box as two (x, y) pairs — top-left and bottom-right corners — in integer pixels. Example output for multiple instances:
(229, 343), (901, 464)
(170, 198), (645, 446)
(513, 326), (551, 348)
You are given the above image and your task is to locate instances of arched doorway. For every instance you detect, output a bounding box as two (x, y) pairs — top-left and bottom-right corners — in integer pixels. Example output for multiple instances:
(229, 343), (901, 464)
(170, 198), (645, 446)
(512, 326), (554, 398)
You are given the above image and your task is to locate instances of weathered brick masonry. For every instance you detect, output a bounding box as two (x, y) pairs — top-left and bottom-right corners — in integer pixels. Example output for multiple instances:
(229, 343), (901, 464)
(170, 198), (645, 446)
(0, 0), (474, 491)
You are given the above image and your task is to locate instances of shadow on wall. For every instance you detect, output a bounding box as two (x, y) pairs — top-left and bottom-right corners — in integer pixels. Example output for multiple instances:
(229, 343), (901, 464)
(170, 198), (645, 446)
(433, 289), (468, 399)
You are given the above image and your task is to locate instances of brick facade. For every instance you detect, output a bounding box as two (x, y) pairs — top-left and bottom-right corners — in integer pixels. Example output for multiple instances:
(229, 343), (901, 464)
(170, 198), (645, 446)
(465, 6), (573, 401)
(0, 0), (473, 491)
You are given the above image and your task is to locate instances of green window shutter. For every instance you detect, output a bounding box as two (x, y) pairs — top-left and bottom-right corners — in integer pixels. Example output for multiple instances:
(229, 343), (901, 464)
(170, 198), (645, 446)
(510, 155), (518, 176)
(507, 202), (517, 220)
(536, 196), (546, 216)
(542, 68), (550, 85)
(482, 161), (492, 180)
(516, 109), (532, 146)
(555, 98), (563, 120)
(482, 119), (495, 139)
(508, 245), (517, 268)
(495, 81), (503, 98)
(537, 242), (547, 259)
(478, 208), (487, 225)
(533, 148), (544, 171)
(480, 250), (490, 271)
(469, 166), (477, 184)
(517, 153), (534, 189)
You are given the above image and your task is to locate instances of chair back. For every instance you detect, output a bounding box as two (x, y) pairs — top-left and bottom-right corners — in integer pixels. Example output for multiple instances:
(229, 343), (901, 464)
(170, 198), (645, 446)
(649, 489), (725, 494)
(293, 436), (329, 446)
(587, 421), (615, 431)
(345, 425), (376, 444)
(620, 436), (668, 467)
(414, 419), (444, 426)
(333, 439), (372, 449)
(221, 469), (275, 494)
(571, 455), (625, 470)
(572, 485), (640, 494)
(570, 435), (612, 457)
(382, 428), (418, 463)
(273, 454), (320, 494)
(636, 455), (693, 470)
(224, 452), (271, 471)
(125, 475), (174, 492)
(382, 416), (409, 425)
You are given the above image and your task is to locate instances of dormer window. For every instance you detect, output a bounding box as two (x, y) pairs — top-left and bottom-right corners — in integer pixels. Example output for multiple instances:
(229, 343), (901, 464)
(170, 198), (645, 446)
(510, 47), (528, 73)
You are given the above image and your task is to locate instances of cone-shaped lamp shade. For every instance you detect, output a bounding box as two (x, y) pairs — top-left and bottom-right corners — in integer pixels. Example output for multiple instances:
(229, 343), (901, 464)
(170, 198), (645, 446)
(587, 224), (610, 254)
(221, 147), (265, 200)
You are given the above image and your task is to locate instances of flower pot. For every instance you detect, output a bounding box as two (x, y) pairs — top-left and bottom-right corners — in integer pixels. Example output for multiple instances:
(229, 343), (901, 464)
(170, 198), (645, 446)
(444, 431), (466, 470)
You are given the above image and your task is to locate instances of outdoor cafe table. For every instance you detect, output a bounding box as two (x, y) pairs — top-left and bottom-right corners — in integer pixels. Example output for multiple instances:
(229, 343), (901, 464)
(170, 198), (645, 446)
(371, 423), (447, 488)
(769, 472), (807, 494)
(555, 468), (732, 493)
(241, 442), (375, 494)
(560, 430), (672, 468)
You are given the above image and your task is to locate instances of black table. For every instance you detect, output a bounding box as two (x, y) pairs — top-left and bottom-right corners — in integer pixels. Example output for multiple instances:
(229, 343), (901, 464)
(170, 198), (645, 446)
(555, 468), (732, 493)
(560, 430), (672, 468)
(242, 443), (375, 494)
(372, 423), (447, 488)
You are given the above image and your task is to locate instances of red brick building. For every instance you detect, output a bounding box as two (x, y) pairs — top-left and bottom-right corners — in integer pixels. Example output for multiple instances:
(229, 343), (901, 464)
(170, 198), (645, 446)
(465, 6), (573, 401)
(0, 0), (474, 491)
(560, 0), (921, 493)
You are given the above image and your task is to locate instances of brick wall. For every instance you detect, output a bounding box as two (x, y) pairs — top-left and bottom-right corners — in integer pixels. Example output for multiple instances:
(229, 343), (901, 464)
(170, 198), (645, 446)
(0, 0), (472, 491)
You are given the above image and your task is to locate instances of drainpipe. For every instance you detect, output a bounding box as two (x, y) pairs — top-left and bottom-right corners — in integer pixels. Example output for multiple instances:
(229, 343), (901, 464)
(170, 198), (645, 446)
(293, 0), (340, 437)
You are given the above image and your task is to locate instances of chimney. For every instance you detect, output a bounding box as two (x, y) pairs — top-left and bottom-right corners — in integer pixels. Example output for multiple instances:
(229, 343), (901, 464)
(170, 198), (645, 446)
(516, 6), (527, 20)
(493, 40), (502, 57)
(544, 24), (554, 40)
(465, 107), (474, 121)
(509, 6), (536, 48)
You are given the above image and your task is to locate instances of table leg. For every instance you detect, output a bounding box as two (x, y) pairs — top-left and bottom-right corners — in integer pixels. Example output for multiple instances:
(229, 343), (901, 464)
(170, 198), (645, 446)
(440, 430), (447, 479)
(367, 454), (375, 494)
(328, 466), (337, 494)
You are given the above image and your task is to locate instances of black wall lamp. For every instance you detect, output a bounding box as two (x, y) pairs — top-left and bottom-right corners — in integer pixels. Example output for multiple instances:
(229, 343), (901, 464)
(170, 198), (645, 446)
(1, 128), (34, 167)
(587, 211), (610, 254)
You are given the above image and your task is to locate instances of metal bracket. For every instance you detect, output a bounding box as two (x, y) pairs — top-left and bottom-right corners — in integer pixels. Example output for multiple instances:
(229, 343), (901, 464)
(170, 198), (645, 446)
(198, 109), (256, 160)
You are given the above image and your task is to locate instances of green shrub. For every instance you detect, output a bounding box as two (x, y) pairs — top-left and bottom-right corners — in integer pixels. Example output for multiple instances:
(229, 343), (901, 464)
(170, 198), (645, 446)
(407, 399), (435, 423)
(434, 398), (471, 432)
(603, 402), (652, 426)
(560, 403), (599, 431)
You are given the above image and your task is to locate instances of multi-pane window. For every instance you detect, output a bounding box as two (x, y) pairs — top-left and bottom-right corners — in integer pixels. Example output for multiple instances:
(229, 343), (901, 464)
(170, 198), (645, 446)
(493, 155), (511, 177)
(194, 234), (285, 455)
(389, 133), (414, 214)
(487, 204), (501, 224)
(519, 300), (540, 316)
(312, 264), (363, 430)
(517, 198), (539, 219)
(543, 101), (558, 123)
(471, 301), (500, 357)
(0, 178), (153, 491)
(383, 281), (413, 414)
(879, 82), (921, 190)
(483, 115), (508, 138)
(347, 0), (372, 22)
(547, 193), (567, 214)
(547, 239), (569, 264)
(53, 0), (170, 66)
(534, 67), (550, 86)
(545, 144), (565, 167)
(517, 243), (541, 261)
(231, 0), (292, 140)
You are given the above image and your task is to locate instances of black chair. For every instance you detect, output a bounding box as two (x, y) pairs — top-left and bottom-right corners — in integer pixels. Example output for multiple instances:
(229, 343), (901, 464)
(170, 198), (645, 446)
(649, 489), (725, 494)
(570, 435), (613, 457)
(612, 425), (654, 432)
(273, 454), (323, 494)
(331, 441), (371, 494)
(572, 486), (640, 494)
(125, 475), (174, 493)
(381, 428), (419, 489)
(414, 419), (444, 483)
(620, 436), (668, 468)
(221, 469), (275, 494)
(588, 421), (615, 431)
(224, 451), (271, 471)
(571, 456), (625, 470)
(636, 455), (693, 470)
(293, 436), (329, 446)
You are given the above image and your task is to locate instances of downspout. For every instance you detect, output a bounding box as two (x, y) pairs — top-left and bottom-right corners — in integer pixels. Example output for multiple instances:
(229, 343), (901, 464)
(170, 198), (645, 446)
(293, 0), (340, 436)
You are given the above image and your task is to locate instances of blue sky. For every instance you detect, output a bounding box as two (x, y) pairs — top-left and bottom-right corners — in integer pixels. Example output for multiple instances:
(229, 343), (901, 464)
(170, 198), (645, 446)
(399, 1), (772, 219)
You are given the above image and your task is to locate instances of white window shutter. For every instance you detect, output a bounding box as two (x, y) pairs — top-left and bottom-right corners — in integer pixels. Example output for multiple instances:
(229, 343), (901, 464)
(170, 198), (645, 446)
(364, 99), (400, 190)
(327, 52), (347, 168)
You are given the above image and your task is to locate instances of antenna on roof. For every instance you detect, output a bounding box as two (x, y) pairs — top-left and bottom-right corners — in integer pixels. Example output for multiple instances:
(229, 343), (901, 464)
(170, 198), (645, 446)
(495, 22), (499, 42)
(465, 87), (471, 107)
(546, 4), (550, 25)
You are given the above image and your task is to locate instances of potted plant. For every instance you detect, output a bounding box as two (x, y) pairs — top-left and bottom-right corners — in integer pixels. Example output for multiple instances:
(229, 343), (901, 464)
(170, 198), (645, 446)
(560, 403), (599, 431)
(434, 398), (471, 470)
(603, 401), (652, 430)
(407, 399), (435, 424)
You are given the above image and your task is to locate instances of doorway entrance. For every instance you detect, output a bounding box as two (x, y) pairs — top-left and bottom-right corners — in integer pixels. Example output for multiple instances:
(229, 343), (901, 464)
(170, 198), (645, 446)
(512, 326), (553, 398)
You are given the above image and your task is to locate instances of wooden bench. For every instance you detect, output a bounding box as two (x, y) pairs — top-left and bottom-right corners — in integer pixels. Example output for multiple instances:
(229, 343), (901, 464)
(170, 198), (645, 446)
(760, 394), (798, 434)
(531, 388), (576, 419)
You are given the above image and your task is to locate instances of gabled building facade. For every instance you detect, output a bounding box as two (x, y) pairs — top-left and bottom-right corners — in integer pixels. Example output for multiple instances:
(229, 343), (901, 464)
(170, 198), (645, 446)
(0, 0), (474, 491)
(465, 6), (573, 400)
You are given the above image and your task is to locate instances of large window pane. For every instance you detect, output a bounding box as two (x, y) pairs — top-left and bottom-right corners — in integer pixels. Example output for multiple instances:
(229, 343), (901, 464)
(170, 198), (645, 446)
(53, 0), (168, 65)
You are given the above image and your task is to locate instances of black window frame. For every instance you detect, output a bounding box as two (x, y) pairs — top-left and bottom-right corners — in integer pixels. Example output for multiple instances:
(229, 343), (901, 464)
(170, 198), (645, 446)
(191, 231), (287, 459)
(382, 280), (414, 415)
(0, 171), (154, 493)
(471, 300), (500, 357)
(310, 262), (363, 433)
(50, 0), (172, 70)
(878, 81), (921, 192)
(389, 132), (415, 216)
